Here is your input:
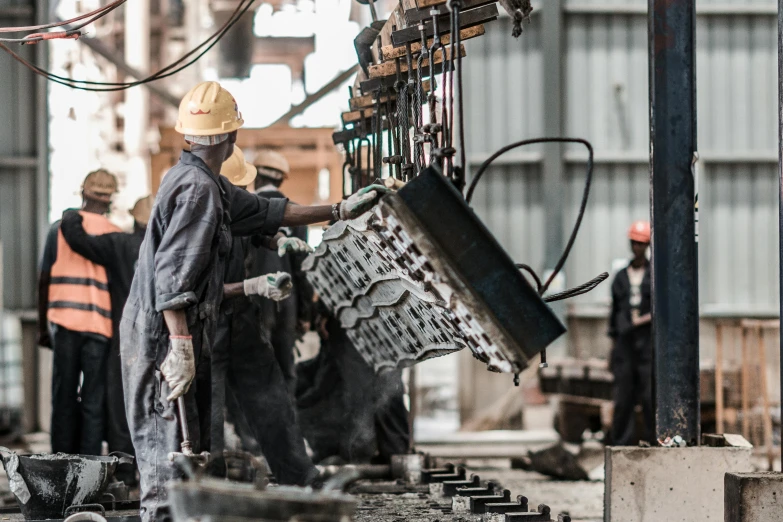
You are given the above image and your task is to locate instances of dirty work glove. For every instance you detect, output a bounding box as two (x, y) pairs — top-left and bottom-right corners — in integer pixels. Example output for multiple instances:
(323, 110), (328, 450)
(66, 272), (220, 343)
(244, 272), (293, 301)
(277, 236), (313, 257)
(161, 336), (196, 401)
(339, 184), (391, 220)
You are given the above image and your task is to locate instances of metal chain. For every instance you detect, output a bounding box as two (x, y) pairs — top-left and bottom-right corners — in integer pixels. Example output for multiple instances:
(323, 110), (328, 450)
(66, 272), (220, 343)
(373, 94), (383, 180)
(413, 46), (427, 173)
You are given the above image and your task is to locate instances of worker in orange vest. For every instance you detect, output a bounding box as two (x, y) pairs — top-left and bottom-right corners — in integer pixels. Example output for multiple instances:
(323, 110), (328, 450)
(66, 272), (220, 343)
(37, 169), (121, 455)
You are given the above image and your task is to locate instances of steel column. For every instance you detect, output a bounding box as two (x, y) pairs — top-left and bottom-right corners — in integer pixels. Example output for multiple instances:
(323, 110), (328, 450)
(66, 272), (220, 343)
(777, 0), (783, 471)
(649, 0), (700, 444)
(542, 0), (564, 278)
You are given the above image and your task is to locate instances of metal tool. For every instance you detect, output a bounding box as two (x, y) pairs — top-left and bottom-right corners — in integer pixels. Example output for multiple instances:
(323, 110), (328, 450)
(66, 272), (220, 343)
(168, 397), (210, 468)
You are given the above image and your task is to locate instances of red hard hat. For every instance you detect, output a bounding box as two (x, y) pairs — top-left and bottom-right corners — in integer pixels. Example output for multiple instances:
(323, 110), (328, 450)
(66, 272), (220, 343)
(628, 220), (651, 243)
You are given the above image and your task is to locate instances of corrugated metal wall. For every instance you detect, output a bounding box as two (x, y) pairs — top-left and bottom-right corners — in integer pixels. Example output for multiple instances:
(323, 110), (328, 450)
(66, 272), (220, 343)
(464, 2), (779, 314)
(0, 0), (48, 311)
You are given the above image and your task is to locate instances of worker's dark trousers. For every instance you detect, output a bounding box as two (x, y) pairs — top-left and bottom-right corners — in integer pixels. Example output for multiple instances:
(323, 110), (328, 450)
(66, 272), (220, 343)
(269, 323), (298, 399)
(120, 318), (210, 522)
(213, 308), (316, 485)
(50, 324), (108, 455)
(331, 328), (410, 462)
(106, 336), (137, 482)
(610, 330), (654, 446)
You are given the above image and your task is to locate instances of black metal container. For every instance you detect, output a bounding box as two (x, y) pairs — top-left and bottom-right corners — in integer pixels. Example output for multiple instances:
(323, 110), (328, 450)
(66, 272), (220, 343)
(0, 448), (133, 520)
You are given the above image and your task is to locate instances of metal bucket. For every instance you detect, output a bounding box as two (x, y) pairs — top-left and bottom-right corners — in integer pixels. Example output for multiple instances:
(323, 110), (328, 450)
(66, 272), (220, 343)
(0, 447), (133, 520)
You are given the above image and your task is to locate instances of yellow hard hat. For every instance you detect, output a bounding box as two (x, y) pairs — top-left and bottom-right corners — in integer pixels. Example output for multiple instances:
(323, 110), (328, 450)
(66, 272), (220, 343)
(82, 169), (118, 202)
(175, 81), (244, 137)
(130, 196), (153, 227)
(221, 146), (257, 187)
(254, 149), (289, 180)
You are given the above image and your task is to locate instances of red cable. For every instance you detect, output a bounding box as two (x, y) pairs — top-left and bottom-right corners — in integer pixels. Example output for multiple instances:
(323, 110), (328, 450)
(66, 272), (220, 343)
(22, 31), (80, 44)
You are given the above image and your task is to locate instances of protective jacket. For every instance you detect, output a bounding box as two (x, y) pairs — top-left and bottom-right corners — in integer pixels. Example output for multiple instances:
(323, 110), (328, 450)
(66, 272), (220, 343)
(120, 150), (287, 522)
(608, 261), (653, 446)
(211, 236), (316, 485)
(60, 211), (145, 463)
(250, 188), (313, 393)
(43, 211), (120, 339)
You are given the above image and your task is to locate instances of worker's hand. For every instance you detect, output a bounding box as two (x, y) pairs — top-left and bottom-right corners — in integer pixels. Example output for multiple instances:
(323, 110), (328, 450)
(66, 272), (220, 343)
(339, 184), (391, 220)
(276, 236), (313, 257)
(161, 336), (196, 401)
(244, 272), (293, 301)
(632, 312), (652, 328)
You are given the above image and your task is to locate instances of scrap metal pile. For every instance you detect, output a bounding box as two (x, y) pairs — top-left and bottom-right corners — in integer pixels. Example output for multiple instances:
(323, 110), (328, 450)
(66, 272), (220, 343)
(306, 0), (604, 376)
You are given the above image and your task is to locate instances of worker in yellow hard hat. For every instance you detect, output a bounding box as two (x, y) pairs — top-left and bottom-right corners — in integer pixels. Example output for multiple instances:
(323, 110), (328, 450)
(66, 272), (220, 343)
(120, 81), (389, 522)
(208, 145), (317, 482)
(57, 194), (153, 483)
(37, 169), (121, 456)
(248, 149), (312, 399)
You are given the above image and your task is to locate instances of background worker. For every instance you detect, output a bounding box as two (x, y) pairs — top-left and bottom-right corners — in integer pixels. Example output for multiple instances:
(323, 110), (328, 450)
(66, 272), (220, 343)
(249, 150), (313, 398)
(59, 195), (152, 481)
(297, 300), (410, 464)
(121, 81), (388, 522)
(37, 170), (121, 455)
(608, 220), (653, 446)
(212, 146), (317, 484)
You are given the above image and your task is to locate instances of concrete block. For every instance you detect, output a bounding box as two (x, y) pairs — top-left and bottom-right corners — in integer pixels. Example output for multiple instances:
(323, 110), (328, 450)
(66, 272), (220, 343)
(605, 446), (753, 522)
(725, 472), (783, 522)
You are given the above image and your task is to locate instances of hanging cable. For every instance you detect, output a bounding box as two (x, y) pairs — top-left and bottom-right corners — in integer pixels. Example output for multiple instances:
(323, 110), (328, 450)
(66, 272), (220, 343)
(0, 0), (255, 90)
(0, 0), (127, 43)
(0, 0), (126, 34)
(544, 272), (609, 303)
(466, 137), (594, 296)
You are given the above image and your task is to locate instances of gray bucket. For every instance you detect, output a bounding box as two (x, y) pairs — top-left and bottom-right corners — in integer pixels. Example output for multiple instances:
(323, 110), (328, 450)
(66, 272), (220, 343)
(0, 447), (133, 519)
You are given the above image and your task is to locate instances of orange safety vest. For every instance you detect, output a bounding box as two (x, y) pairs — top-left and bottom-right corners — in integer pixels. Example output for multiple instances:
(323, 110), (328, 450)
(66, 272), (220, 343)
(47, 211), (120, 339)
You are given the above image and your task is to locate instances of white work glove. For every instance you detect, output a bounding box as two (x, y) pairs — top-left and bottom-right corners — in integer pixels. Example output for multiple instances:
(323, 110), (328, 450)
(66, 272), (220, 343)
(161, 336), (196, 401)
(276, 236), (313, 257)
(244, 272), (293, 301)
(339, 184), (391, 220)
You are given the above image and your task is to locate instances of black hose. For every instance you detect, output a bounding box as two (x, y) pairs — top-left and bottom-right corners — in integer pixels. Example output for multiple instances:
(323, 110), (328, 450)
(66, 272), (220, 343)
(466, 137), (594, 296)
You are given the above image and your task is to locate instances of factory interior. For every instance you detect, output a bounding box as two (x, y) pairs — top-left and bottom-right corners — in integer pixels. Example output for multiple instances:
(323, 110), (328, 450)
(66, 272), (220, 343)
(0, 0), (782, 520)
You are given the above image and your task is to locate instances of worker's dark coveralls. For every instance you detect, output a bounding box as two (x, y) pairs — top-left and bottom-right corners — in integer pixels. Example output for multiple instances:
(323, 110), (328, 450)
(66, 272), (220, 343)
(60, 211), (144, 480)
(120, 151), (287, 522)
(211, 236), (317, 484)
(40, 213), (119, 455)
(249, 187), (313, 397)
(297, 310), (410, 463)
(608, 261), (654, 446)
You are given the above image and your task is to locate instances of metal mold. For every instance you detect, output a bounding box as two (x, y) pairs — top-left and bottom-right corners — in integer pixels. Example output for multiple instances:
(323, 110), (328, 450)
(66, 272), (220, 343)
(305, 168), (565, 374)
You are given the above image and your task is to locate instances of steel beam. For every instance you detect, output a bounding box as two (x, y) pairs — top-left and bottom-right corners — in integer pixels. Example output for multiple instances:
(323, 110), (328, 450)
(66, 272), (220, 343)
(270, 65), (359, 126)
(649, 0), (700, 444)
(777, 0), (783, 472)
(542, 0), (565, 319)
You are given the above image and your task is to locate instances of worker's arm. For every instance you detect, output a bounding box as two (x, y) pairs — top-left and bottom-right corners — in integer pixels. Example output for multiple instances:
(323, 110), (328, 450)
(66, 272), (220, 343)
(281, 185), (391, 226)
(228, 183), (390, 233)
(155, 183), (220, 400)
(60, 210), (119, 267)
(36, 223), (60, 348)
